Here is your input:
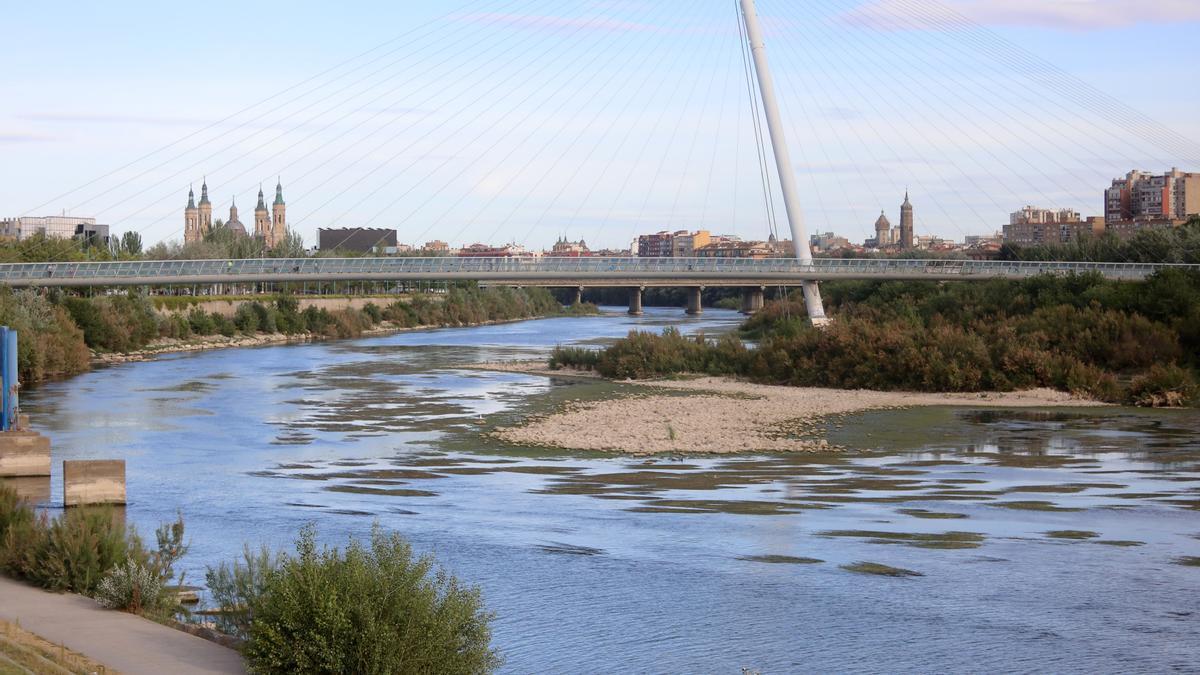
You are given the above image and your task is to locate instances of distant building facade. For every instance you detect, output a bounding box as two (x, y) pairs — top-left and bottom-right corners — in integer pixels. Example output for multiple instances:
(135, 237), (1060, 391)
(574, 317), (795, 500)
(671, 230), (712, 257)
(0, 215), (109, 242)
(1106, 168), (1200, 224)
(548, 237), (590, 257)
(899, 192), (915, 250)
(636, 231), (674, 258)
(1002, 206), (1101, 246)
(318, 227), (398, 253)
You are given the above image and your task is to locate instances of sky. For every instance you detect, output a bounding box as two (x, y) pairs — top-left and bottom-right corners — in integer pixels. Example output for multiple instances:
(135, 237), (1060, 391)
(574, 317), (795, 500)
(2, 0), (1198, 250)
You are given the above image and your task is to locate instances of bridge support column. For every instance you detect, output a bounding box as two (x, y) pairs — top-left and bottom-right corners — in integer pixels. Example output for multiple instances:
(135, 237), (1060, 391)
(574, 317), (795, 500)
(628, 287), (644, 316)
(571, 287), (583, 306)
(685, 287), (703, 316)
(740, 287), (765, 315)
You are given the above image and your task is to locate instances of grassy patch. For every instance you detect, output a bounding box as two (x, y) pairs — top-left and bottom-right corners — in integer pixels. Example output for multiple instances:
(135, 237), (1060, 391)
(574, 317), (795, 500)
(1044, 530), (1100, 540)
(738, 555), (824, 565)
(897, 508), (969, 520)
(818, 529), (984, 549)
(1172, 556), (1200, 567)
(0, 619), (109, 674)
(840, 562), (924, 577)
(1093, 540), (1144, 547)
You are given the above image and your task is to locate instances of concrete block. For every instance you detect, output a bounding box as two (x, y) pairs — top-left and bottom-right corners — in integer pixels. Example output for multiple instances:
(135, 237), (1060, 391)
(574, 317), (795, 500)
(0, 476), (50, 503)
(63, 460), (126, 507)
(0, 431), (51, 477)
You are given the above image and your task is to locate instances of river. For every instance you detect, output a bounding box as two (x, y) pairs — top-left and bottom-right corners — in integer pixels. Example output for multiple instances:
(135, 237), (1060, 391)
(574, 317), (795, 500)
(18, 307), (1200, 673)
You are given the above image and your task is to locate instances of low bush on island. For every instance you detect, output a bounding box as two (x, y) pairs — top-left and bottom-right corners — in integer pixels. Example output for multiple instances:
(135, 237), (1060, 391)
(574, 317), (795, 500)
(550, 271), (1200, 407)
(206, 524), (501, 675)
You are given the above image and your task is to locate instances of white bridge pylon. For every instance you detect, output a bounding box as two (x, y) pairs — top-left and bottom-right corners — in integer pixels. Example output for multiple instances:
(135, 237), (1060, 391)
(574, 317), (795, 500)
(739, 0), (828, 325)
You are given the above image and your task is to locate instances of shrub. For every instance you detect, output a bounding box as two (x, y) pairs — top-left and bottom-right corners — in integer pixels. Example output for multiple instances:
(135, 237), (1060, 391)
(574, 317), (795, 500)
(2, 507), (141, 594)
(548, 346), (600, 371)
(95, 560), (167, 613)
(205, 545), (281, 640)
(362, 302), (383, 324)
(1127, 365), (1200, 408)
(239, 525), (501, 674)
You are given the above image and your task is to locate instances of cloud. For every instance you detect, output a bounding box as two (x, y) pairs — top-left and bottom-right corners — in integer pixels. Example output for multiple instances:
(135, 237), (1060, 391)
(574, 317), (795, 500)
(844, 0), (1200, 30)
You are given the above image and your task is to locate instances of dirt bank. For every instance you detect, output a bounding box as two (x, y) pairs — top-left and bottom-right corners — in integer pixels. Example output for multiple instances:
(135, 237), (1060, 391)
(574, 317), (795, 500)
(478, 363), (1108, 454)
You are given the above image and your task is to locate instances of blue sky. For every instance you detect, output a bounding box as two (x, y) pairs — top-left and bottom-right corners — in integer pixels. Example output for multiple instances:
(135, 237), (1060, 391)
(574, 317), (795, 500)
(2, 0), (1198, 249)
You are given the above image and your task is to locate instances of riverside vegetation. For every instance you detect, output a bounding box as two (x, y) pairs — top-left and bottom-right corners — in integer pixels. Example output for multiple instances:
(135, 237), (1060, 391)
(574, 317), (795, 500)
(0, 486), (500, 673)
(549, 270), (1200, 408)
(0, 286), (592, 384)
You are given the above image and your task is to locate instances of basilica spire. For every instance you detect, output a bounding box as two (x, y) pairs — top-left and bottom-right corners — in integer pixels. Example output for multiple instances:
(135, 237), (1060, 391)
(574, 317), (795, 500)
(274, 178), (285, 207)
(256, 184), (266, 211)
(186, 185), (196, 209)
(199, 177), (210, 206)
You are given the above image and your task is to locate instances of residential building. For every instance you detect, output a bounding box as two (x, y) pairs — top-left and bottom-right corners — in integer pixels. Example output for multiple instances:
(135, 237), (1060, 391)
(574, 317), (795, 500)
(1106, 168), (1200, 223)
(318, 227), (398, 253)
(810, 232), (850, 253)
(671, 230), (712, 257)
(423, 240), (450, 253)
(637, 231), (674, 257)
(1003, 206), (1084, 246)
(0, 215), (109, 241)
(457, 243), (529, 258)
(695, 240), (773, 259)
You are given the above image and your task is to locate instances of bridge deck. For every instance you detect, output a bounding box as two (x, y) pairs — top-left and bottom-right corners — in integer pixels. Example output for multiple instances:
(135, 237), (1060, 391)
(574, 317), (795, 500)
(0, 257), (1191, 288)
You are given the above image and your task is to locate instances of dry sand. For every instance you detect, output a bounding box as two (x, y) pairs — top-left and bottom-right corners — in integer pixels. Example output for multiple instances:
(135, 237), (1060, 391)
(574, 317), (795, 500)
(477, 362), (1108, 454)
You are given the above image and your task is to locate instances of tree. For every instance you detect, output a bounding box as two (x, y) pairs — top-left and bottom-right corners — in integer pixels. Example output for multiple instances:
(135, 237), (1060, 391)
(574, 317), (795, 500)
(120, 231), (143, 257)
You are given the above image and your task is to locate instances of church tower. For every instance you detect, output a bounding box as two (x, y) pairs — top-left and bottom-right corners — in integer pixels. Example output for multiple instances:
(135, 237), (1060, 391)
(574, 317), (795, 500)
(271, 179), (287, 248)
(184, 186), (201, 244)
(874, 211), (892, 247)
(899, 192), (915, 250)
(254, 185), (271, 244)
(198, 178), (213, 236)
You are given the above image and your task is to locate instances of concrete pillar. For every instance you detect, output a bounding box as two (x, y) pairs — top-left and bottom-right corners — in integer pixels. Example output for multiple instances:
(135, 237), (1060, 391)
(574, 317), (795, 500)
(628, 287), (644, 316)
(63, 460), (126, 507)
(741, 287), (766, 315)
(0, 476), (50, 504)
(0, 431), (51, 477)
(685, 287), (703, 316)
(571, 287), (584, 306)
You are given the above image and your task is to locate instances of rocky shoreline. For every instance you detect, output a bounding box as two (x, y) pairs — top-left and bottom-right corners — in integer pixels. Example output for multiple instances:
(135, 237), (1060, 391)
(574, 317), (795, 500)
(477, 362), (1109, 454)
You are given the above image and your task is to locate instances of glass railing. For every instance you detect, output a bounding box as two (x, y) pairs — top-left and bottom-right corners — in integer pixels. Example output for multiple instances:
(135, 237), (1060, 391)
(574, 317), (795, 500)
(0, 257), (1191, 284)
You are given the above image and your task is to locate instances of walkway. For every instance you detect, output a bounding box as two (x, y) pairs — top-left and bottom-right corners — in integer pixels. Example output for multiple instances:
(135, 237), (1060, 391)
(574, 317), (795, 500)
(0, 576), (246, 674)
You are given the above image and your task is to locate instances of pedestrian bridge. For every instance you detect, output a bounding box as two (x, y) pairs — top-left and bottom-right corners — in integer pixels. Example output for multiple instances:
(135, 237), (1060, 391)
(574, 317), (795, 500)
(0, 257), (1192, 289)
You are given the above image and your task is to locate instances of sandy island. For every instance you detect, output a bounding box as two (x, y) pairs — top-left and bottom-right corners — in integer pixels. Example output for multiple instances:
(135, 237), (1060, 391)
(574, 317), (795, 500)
(472, 361), (1108, 454)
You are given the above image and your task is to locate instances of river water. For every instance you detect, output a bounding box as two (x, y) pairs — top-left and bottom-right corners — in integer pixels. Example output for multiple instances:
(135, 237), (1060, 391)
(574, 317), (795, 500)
(17, 308), (1200, 673)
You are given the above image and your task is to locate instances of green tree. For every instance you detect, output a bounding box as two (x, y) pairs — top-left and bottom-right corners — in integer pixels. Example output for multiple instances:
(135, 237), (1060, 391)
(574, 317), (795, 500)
(120, 231), (143, 257)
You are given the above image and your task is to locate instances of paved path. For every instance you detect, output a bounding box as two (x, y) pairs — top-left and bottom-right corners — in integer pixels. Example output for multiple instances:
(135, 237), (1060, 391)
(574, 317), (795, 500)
(0, 576), (246, 674)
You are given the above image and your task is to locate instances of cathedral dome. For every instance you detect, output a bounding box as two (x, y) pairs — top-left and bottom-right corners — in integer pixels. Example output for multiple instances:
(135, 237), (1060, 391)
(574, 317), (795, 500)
(875, 211), (891, 229)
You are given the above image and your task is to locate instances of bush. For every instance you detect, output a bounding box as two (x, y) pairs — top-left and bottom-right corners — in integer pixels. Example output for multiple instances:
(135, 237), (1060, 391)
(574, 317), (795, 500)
(2, 507), (142, 594)
(1128, 365), (1200, 408)
(234, 525), (501, 674)
(205, 545), (281, 640)
(95, 560), (167, 613)
(0, 489), (187, 603)
(0, 289), (90, 382)
(548, 346), (600, 371)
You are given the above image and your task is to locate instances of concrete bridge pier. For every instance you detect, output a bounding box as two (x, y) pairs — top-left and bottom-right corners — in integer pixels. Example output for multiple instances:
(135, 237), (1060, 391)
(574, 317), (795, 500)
(628, 287), (644, 316)
(741, 287), (766, 315)
(685, 287), (704, 316)
(571, 287), (584, 306)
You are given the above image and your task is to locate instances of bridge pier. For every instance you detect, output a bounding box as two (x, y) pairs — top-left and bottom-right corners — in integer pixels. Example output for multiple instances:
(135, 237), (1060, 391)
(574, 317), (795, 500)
(628, 287), (644, 316)
(571, 287), (583, 306)
(685, 287), (703, 316)
(740, 287), (766, 315)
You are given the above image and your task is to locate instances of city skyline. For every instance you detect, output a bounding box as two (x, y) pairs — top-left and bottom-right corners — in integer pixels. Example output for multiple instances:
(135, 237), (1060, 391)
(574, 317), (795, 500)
(2, 0), (1198, 250)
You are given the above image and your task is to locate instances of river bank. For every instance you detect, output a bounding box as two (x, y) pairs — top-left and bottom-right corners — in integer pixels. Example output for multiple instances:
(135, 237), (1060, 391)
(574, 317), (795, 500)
(479, 362), (1107, 454)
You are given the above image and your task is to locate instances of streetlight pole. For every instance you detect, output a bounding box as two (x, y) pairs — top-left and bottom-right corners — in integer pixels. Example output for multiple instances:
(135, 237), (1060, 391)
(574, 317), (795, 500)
(738, 0), (828, 324)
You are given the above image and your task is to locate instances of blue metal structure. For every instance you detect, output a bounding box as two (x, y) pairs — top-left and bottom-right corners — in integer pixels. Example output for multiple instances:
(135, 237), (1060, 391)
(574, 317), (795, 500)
(0, 327), (16, 432)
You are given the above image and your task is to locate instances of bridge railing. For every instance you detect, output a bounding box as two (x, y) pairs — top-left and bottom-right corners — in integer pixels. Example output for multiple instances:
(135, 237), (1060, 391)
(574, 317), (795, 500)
(0, 256), (1185, 284)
